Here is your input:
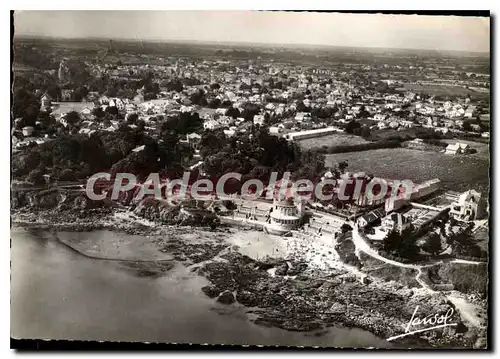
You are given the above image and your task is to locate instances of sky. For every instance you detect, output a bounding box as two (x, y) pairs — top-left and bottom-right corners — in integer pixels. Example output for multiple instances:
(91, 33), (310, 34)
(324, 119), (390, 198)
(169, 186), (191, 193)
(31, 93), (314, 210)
(14, 11), (490, 53)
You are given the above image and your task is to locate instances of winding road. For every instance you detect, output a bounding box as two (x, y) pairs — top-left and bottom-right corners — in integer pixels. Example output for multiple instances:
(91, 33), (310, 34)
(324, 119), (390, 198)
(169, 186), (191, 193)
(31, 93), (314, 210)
(351, 225), (485, 328)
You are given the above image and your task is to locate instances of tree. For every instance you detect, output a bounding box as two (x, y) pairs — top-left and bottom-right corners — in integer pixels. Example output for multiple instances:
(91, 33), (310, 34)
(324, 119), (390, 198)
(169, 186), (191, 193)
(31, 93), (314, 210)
(46, 84), (61, 100)
(105, 106), (119, 116)
(92, 107), (105, 119)
(264, 112), (271, 124)
(27, 168), (45, 185)
(73, 86), (89, 101)
(136, 119), (146, 132)
(225, 107), (240, 119)
(13, 88), (40, 125)
(59, 168), (76, 181)
(422, 233), (442, 255)
(166, 80), (183, 92)
(383, 230), (401, 253)
(345, 120), (361, 134)
(190, 89), (206, 106)
(338, 160), (348, 174)
(340, 223), (353, 234)
(127, 113), (139, 124)
(296, 101), (308, 112)
(208, 98), (221, 109)
(360, 125), (371, 139)
(462, 121), (472, 132)
(64, 111), (80, 126)
(397, 230), (419, 260)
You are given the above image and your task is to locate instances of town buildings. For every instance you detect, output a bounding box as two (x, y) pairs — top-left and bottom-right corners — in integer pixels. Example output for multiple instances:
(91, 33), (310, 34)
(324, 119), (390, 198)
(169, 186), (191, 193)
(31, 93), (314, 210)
(449, 189), (487, 221)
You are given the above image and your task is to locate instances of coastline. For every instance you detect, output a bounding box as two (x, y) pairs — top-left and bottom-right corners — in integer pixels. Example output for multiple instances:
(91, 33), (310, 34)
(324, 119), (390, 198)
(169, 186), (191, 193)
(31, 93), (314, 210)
(11, 208), (486, 348)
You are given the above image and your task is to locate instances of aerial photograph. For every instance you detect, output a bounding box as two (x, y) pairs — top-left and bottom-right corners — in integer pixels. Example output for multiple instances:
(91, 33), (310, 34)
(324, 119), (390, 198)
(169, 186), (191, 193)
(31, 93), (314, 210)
(11, 11), (490, 349)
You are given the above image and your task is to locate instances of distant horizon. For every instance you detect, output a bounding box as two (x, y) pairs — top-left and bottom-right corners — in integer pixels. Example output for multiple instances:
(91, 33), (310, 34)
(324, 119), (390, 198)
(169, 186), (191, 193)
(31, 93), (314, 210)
(14, 11), (490, 53)
(13, 34), (491, 56)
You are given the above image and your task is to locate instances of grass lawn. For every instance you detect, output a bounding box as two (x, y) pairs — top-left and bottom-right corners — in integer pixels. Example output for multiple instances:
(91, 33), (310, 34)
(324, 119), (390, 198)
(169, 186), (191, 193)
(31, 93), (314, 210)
(298, 133), (370, 149)
(325, 148), (490, 194)
(368, 128), (419, 141)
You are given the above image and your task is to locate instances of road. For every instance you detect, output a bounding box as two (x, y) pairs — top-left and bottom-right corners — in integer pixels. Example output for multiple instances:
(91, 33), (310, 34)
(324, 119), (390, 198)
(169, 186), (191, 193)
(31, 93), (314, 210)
(352, 226), (485, 328)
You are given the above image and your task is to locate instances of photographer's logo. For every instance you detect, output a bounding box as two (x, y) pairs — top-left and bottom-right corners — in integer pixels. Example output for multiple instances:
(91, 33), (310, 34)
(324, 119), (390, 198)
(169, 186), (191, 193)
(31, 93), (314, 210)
(386, 305), (457, 342)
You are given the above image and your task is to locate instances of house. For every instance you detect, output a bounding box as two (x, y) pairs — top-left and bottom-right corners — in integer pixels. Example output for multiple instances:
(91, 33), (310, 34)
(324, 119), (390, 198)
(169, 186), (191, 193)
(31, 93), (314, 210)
(215, 108), (227, 116)
(470, 124), (481, 132)
(203, 119), (222, 131)
(180, 133), (202, 150)
(356, 209), (384, 229)
(22, 126), (34, 137)
(445, 143), (460, 155)
(109, 98), (125, 111)
(253, 114), (265, 126)
(445, 142), (471, 155)
(265, 103), (276, 111)
(295, 112), (311, 122)
(80, 106), (94, 118)
(449, 189), (487, 221)
(218, 116), (233, 127)
(464, 105), (477, 119)
(180, 105), (195, 113)
(407, 138), (426, 150)
(400, 120), (414, 128)
(389, 121), (399, 129)
(50, 102), (96, 121)
(132, 145), (146, 153)
(60, 89), (73, 101)
(455, 120), (464, 128)
(284, 127), (339, 141)
(385, 197), (410, 213)
(269, 126), (283, 136)
(411, 178), (441, 200)
(78, 128), (96, 137)
(125, 104), (137, 114)
(40, 92), (52, 109)
(381, 213), (412, 234)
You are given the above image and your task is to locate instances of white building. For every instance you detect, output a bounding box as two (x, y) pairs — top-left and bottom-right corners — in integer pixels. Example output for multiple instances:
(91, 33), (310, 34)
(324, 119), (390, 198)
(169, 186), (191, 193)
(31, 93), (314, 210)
(203, 119), (223, 131)
(449, 189), (487, 221)
(22, 126), (34, 137)
(284, 127), (341, 141)
(295, 112), (312, 122)
(269, 126), (283, 136)
(264, 197), (303, 236)
(373, 113), (386, 122)
(445, 142), (471, 155)
(253, 114), (265, 126)
(381, 213), (412, 234)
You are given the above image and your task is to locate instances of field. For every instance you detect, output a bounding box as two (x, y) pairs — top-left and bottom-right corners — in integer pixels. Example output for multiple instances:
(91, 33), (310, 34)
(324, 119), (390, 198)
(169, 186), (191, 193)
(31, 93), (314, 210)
(395, 84), (489, 101)
(298, 134), (370, 149)
(325, 148), (490, 194)
(368, 128), (419, 141)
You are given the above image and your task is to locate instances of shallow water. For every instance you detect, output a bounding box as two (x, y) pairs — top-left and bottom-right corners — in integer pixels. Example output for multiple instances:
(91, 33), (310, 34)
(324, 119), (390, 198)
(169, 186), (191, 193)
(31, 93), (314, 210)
(11, 227), (392, 348)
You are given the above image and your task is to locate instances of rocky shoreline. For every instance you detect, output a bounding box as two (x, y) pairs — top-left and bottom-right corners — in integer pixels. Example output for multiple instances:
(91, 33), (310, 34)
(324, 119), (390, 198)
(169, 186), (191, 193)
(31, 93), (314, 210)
(195, 251), (486, 348)
(11, 207), (487, 348)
